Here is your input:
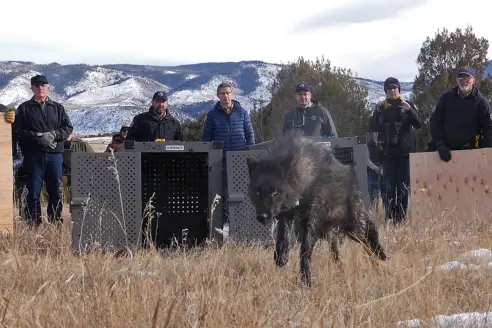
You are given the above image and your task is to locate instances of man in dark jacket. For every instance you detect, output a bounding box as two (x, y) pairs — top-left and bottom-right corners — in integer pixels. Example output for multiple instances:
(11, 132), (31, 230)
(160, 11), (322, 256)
(369, 77), (423, 225)
(202, 82), (255, 151)
(282, 82), (338, 138)
(126, 91), (183, 142)
(429, 66), (492, 160)
(13, 74), (73, 226)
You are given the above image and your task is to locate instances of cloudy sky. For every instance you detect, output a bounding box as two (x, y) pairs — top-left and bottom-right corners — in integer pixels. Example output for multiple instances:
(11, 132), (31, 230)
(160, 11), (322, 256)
(0, 0), (490, 81)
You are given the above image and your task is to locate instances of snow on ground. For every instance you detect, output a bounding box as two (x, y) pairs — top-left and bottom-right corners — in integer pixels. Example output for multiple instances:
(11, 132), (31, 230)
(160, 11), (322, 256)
(425, 248), (492, 272)
(82, 136), (113, 144)
(397, 248), (492, 327)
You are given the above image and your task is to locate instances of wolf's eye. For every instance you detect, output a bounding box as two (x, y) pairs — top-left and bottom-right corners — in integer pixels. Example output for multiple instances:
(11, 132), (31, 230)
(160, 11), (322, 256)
(272, 190), (278, 196)
(256, 191), (260, 195)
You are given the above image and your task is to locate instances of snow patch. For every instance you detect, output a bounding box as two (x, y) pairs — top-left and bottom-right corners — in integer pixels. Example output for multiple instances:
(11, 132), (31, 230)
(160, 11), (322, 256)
(65, 76), (170, 108)
(65, 67), (125, 96)
(398, 311), (492, 327)
(425, 248), (492, 272)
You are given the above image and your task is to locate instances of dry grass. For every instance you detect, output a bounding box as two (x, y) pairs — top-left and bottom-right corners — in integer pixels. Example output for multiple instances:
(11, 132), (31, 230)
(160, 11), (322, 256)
(0, 212), (491, 327)
(5, 149), (491, 327)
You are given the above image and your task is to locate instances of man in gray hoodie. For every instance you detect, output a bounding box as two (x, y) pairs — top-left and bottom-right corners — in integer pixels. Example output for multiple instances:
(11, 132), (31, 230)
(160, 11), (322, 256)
(282, 82), (338, 138)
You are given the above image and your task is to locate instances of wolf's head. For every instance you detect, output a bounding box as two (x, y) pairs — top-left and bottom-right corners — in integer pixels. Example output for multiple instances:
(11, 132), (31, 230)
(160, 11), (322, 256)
(246, 156), (300, 226)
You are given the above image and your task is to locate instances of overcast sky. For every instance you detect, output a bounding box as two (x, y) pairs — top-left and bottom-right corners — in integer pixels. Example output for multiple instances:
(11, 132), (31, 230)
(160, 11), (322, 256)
(0, 0), (490, 82)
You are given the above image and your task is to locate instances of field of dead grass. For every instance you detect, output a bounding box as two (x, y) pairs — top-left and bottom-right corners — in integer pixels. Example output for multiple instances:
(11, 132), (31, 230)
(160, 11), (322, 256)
(1, 210), (491, 327)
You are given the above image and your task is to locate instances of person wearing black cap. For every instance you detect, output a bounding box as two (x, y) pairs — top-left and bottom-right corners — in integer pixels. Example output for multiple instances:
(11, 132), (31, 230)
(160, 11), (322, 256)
(369, 77), (423, 225)
(282, 82), (338, 138)
(429, 66), (492, 161)
(126, 91), (183, 142)
(12, 74), (73, 227)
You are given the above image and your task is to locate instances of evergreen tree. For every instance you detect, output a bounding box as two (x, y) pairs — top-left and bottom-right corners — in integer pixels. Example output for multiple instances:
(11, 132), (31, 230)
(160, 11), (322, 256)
(181, 111), (208, 141)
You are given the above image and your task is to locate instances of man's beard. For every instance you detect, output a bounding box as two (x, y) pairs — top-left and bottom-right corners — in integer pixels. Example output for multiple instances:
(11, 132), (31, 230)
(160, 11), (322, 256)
(459, 83), (472, 94)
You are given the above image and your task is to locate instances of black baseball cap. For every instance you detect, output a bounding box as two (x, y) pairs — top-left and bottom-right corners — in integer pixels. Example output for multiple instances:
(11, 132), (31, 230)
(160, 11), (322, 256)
(456, 66), (476, 77)
(152, 91), (168, 101)
(31, 75), (49, 85)
(296, 82), (311, 93)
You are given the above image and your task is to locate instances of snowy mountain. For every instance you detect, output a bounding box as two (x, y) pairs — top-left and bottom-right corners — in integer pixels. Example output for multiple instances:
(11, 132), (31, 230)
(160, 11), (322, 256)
(0, 60), (490, 136)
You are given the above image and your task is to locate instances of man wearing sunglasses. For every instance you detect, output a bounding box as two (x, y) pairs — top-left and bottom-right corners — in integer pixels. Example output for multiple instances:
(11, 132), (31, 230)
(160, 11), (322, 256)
(282, 82), (338, 138)
(13, 74), (74, 227)
(429, 66), (492, 162)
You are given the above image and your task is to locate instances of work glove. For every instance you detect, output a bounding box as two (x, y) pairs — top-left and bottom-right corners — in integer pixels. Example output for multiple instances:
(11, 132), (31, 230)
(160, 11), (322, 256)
(437, 143), (451, 162)
(48, 141), (57, 149)
(4, 108), (15, 124)
(374, 166), (383, 176)
(37, 131), (56, 148)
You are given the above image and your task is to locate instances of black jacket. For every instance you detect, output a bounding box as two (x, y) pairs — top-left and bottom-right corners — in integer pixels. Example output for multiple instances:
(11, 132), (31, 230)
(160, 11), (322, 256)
(126, 107), (183, 142)
(430, 86), (492, 150)
(13, 97), (73, 153)
(369, 98), (423, 157)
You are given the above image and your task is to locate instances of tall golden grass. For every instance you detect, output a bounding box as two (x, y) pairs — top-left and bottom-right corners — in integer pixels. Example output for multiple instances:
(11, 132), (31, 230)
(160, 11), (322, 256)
(1, 207), (491, 327)
(4, 153), (492, 327)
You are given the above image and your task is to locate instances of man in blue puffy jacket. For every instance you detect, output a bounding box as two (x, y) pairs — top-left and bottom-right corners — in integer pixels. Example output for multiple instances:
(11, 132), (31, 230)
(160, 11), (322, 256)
(202, 82), (255, 151)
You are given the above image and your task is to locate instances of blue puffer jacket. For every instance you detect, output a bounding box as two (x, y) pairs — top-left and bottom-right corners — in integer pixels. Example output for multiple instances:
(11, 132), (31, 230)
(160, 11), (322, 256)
(202, 100), (255, 151)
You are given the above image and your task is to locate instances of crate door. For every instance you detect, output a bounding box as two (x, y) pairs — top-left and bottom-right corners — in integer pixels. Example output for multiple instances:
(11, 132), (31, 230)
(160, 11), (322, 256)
(71, 152), (142, 252)
(226, 150), (274, 246)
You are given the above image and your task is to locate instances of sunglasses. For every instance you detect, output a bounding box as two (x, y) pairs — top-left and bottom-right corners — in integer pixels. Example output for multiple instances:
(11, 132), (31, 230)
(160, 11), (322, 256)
(457, 75), (472, 81)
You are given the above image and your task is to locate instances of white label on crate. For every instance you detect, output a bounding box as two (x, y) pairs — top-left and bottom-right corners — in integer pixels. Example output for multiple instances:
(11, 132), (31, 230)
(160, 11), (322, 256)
(165, 145), (185, 151)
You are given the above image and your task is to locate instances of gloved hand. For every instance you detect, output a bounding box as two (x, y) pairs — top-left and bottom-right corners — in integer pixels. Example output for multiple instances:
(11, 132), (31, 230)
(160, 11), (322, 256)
(37, 131), (56, 148)
(374, 166), (383, 176)
(48, 141), (57, 149)
(437, 143), (451, 162)
(4, 108), (15, 124)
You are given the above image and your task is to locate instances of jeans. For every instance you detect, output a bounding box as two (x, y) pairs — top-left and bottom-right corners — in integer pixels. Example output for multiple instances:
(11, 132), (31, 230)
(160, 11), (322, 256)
(23, 151), (63, 226)
(381, 156), (410, 225)
(367, 169), (386, 206)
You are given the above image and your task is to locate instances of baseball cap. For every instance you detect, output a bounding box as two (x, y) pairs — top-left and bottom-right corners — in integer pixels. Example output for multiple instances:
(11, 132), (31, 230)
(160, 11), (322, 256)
(31, 75), (49, 85)
(456, 66), (476, 77)
(152, 91), (168, 101)
(296, 82), (311, 93)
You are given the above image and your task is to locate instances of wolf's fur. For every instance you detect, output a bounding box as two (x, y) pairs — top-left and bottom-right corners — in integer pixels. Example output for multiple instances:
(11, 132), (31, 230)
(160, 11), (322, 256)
(247, 131), (387, 286)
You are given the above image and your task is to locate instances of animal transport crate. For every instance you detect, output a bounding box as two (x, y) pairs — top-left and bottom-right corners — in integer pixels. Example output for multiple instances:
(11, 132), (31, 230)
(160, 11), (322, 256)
(225, 136), (370, 245)
(70, 141), (224, 252)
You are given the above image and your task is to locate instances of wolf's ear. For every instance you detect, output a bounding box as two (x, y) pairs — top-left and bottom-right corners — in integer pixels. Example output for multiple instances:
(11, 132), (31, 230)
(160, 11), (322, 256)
(246, 157), (260, 178)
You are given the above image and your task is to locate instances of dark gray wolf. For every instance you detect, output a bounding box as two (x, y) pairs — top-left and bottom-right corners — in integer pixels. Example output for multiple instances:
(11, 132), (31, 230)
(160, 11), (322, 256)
(246, 131), (387, 286)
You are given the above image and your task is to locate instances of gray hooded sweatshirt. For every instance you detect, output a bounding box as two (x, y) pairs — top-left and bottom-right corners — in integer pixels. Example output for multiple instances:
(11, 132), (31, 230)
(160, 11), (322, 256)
(282, 102), (338, 138)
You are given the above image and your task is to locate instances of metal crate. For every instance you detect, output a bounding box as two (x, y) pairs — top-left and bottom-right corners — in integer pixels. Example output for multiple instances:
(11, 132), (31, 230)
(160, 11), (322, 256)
(71, 141), (225, 251)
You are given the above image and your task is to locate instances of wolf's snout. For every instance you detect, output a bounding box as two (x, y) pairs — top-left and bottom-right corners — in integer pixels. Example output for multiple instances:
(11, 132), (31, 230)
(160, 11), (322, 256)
(256, 213), (268, 224)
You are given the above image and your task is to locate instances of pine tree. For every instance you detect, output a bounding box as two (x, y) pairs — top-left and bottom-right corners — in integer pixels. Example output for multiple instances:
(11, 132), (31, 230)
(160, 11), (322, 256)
(181, 111), (208, 141)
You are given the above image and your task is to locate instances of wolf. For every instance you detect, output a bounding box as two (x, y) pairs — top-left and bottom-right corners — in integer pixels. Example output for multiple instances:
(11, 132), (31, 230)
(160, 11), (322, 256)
(246, 131), (387, 286)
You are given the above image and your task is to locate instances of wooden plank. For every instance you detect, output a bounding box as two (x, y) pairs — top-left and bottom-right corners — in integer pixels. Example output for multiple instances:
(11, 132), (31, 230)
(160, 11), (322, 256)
(0, 120), (13, 232)
(409, 148), (492, 226)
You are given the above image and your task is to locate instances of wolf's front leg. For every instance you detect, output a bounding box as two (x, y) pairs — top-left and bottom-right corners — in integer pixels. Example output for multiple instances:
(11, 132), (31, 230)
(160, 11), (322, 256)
(274, 213), (294, 267)
(299, 217), (317, 287)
